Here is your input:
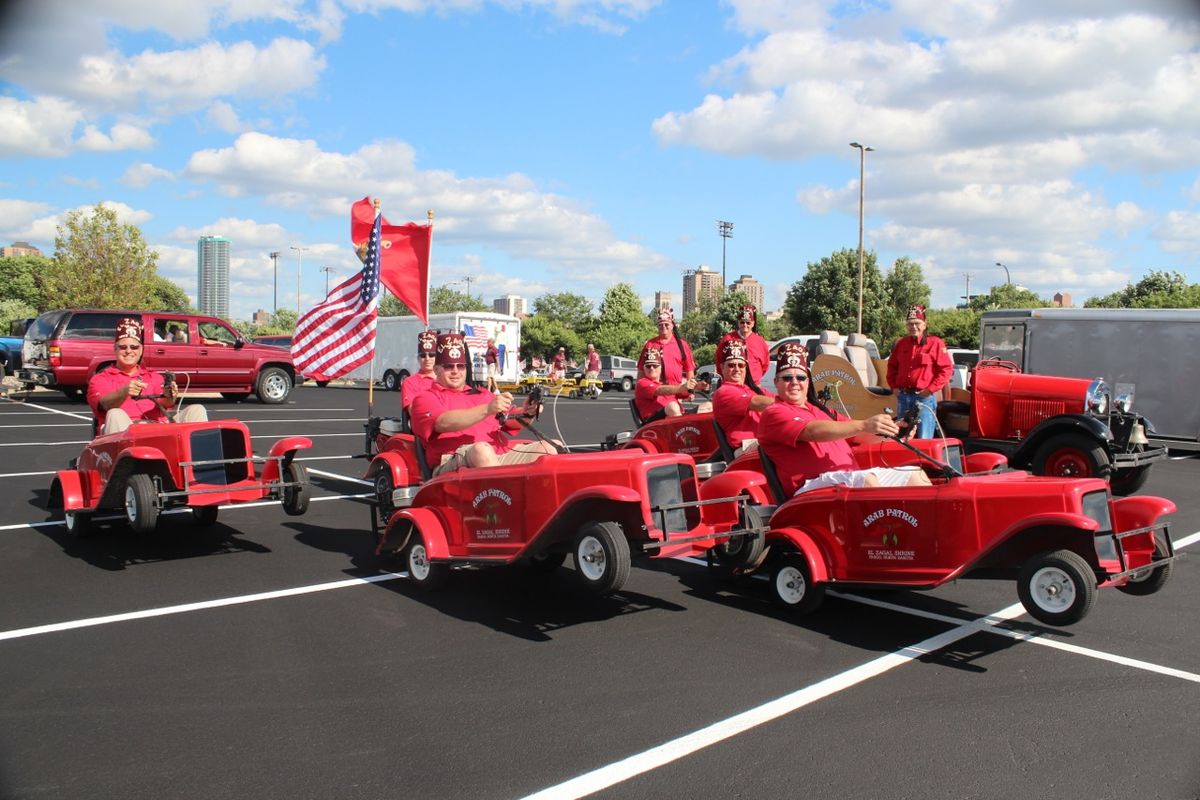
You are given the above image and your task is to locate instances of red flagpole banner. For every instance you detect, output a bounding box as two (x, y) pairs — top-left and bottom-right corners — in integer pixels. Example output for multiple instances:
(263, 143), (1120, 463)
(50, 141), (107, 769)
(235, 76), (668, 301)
(291, 211), (382, 381)
(351, 196), (432, 325)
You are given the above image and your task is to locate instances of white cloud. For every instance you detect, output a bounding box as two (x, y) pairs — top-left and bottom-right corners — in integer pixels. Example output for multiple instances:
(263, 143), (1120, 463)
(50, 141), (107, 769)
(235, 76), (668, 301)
(0, 96), (82, 157)
(76, 122), (156, 152)
(339, 0), (661, 33)
(119, 162), (175, 188)
(1154, 210), (1200, 253)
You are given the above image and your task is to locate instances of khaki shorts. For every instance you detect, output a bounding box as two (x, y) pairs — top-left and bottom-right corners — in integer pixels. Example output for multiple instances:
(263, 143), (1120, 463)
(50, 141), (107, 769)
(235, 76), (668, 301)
(101, 404), (208, 435)
(433, 442), (548, 476)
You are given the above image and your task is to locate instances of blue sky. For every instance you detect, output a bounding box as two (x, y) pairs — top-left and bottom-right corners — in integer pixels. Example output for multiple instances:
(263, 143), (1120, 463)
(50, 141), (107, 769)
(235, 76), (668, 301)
(1, 0), (1198, 322)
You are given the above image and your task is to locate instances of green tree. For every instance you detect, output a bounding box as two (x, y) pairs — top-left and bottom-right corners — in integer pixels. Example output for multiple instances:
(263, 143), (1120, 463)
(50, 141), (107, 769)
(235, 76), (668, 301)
(968, 283), (1050, 312)
(533, 292), (596, 337)
(148, 275), (194, 313)
(0, 298), (37, 336)
(678, 292), (720, 347)
(594, 283), (656, 357)
(881, 257), (930, 344)
(704, 290), (753, 343)
(380, 285), (488, 316)
(44, 204), (159, 309)
(520, 314), (584, 363)
(0, 255), (49, 309)
(925, 307), (981, 350)
(784, 248), (889, 339)
(1085, 270), (1200, 308)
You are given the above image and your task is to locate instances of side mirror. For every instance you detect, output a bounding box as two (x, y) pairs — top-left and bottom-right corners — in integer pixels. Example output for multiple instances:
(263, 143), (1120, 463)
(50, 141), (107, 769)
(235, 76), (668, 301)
(234, 337), (246, 349)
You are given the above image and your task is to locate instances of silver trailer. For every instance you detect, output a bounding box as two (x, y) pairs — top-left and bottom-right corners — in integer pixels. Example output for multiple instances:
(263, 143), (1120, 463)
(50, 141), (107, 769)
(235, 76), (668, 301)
(980, 308), (1200, 451)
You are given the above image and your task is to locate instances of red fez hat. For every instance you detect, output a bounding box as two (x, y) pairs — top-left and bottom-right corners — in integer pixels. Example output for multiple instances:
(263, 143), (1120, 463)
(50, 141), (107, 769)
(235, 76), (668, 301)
(642, 344), (664, 367)
(435, 332), (467, 367)
(774, 342), (810, 375)
(115, 317), (143, 343)
(417, 330), (437, 356)
(738, 304), (756, 324)
(656, 307), (675, 324)
(907, 304), (927, 322)
(718, 336), (748, 366)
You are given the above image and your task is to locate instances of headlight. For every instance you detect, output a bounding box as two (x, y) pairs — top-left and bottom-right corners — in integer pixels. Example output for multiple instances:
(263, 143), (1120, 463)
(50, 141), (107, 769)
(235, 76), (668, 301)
(1113, 390), (1133, 414)
(1085, 379), (1110, 415)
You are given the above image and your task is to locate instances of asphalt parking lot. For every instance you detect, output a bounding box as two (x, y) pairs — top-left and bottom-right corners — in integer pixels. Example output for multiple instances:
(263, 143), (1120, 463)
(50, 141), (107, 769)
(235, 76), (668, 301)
(0, 385), (1197, 800)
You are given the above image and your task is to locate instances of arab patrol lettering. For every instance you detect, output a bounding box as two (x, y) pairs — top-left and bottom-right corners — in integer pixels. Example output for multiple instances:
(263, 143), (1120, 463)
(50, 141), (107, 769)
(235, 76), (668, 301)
(472, 487), (513, 508)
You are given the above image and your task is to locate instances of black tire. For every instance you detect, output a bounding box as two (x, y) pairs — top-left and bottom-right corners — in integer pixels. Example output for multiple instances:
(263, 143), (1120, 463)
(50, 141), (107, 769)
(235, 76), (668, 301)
(382, 370), (398, 392)
(193, 505), (219, 527)
(221, 392), (250, 402)
(63, 509), (93, 538)
(620, 376), (633, 393)
(525, 551), (567, 575)
(256, 366), (291, 404)
(572, 521), (631, 594)
(374, 471), (395, 528)
(61, 387), (85, 402)
(769, 553), (825, 614)
(281, 462), (310, 516)
(1031, 433), (1110, 480)
(1117, 560), (1173, 596)
(404, 532), (449, 589)
(713, 503), (768, 569)
(1109, 464), (1152, 496)
(315, 380), (330, 388)
(124, 473), (159, 533)
(1017, 549), (1097, 626)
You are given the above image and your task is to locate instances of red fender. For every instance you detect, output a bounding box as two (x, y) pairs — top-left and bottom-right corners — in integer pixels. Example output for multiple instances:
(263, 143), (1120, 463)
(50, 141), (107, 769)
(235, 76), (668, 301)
(768, 526), (830, 584)
(118, 446), (168, 464)
(260, 437), (314, 482)
(700, 470), (774, 528)
(363, 450), (416, 488)
(623, 438), (658, 454)
(1111, 495), (1177, 531)
(384, 507), (450, 559)
(963, 452), (1009, 473)
(54, 470), (85, 511)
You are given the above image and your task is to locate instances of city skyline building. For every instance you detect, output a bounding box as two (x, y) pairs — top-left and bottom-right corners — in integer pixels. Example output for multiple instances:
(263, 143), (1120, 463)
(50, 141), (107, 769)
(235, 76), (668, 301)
(493, 294), (527, 317)
(1, 241), (42, 257)
(654, 290), (673, 312)
(682, 265), (721, 316)
(729, 274), (765, 311)
(196, 235), (230, 319)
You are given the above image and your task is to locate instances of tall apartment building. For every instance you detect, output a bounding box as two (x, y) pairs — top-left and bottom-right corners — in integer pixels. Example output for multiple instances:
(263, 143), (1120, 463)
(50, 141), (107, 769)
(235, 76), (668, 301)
(729, 274), (765, 311)
(653, 291), (673, 312)
(493, 294), (527, 317)
(682, 265), (721, 315)
(1, 241), (43, 257)
(196, 235), (230, 319)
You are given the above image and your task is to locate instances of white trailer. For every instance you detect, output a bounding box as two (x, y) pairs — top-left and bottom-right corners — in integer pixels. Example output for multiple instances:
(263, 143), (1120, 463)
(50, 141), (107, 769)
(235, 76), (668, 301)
(339, 312), (521, 390)
(980, 307), (1200, 451)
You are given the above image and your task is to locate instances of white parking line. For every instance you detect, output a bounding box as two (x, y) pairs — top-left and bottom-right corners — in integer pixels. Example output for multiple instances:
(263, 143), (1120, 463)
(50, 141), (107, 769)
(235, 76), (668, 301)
(0, 432), (366, 447)
(0, 453), (365, 480)
(2, 399), (92, 421)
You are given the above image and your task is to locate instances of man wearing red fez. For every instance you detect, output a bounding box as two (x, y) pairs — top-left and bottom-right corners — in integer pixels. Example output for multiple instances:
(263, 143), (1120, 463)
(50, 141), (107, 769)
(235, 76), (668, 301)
(410, 332), (554, 474)
(87, 317), (207, 435)
(716, 304), (770, 384)
(758, 342), (930, 495)
(712, 336), (775, 452)
(402, 329), (439, 414)
(886, 304), (953, 438)
(634, 343), (696, 423)
(639, 307), (702, 389)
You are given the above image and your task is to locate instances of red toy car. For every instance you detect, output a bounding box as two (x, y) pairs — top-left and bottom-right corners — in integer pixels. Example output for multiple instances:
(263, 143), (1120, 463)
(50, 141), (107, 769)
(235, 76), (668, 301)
(374, 450), (758, 595)
(602, 410), (728, 479)
(49, 418), (312, 535)
(700, 443), (1176, 626)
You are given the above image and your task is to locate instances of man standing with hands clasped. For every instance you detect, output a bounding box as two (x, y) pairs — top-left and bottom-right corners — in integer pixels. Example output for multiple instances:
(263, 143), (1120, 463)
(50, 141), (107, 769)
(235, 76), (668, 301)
(886, 305), (953, 439)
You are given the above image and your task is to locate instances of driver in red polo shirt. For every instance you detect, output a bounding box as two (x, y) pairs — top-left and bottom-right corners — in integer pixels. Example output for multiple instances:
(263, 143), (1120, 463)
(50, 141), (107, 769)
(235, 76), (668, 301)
(410, 332), (554, 475)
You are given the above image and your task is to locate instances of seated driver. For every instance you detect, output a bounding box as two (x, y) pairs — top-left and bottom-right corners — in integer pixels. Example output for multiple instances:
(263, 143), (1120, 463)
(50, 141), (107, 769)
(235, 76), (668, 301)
(712, 337), (774, 453)
(634, 344), (696, 423)
(758, 342), (930, 495)
(410, 332), (555, 475)
(87, 317), (208, 435)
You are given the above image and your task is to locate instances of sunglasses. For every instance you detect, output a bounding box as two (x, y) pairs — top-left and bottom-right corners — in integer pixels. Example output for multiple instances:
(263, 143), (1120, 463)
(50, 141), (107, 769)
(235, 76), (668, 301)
(441, 363), (466, 371)
(418, 353), (436, 358)
(778, 373), (809, 383)
(116, 344), (142, 352)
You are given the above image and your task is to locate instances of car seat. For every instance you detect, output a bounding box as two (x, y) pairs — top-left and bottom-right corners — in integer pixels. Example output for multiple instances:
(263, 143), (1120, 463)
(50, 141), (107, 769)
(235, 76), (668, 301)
(758, 447), (788, 504)
(712, 418), (737, 463)
(844, 333), (892, 396)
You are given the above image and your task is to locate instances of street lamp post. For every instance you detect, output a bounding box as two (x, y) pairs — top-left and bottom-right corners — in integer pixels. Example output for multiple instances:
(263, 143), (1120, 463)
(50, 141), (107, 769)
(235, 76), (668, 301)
(269, 251), (280, 312)
(289, 245), (308, 316)
(995, 261), (1011, 286)
(850, 142), (874, 334)
(717, 220), (733, 291)
(320, 265), (333, 296)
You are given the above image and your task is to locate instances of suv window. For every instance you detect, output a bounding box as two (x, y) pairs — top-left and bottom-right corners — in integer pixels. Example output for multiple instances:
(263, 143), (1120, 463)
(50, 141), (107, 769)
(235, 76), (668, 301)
(198, 321), (237, 346)
(154, 319), (191, 343)
(60, 312), (127, 340)
(27, 311), (68, 340)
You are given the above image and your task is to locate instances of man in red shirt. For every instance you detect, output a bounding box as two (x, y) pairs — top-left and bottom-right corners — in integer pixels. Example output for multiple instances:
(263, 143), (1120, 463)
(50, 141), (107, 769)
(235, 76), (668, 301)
(410, 332), (553, 475)
(584, 343), (601, 380)
(87, 317), (207, 435)
(758, 343), (930, 495)
(401, 330), (438, 415)
(716, 304), (770, 384)
(886, 304), (953, 438)
(634, 345), (695, 423)
(712, 337), (774, 452)
(550, 347), (567, 380)
(484, 337), (499, 393)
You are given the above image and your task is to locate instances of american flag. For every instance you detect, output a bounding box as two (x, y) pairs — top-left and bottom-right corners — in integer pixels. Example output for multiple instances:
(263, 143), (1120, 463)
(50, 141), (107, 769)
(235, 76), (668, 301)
(290, 213), (381, 380)
(461, 323), (490, 352)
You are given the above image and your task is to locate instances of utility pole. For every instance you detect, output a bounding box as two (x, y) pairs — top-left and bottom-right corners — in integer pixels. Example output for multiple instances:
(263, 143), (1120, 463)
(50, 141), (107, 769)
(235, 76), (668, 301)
(462, 276), (473, 300)
(717, 220), (733, 291)
(269, 251), (280, 312)
(850, 142), (875, 334)
(962, 272), (974, 307)
(320, 265), (333, 296)
(290, 245), (308, 316)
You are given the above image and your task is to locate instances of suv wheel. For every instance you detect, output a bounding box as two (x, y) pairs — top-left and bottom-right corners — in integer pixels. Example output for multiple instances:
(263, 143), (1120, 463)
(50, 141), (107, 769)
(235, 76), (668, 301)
(620, 376), (633, 392)
(256, 367), (291, 404)
(61, 387), (85, 402)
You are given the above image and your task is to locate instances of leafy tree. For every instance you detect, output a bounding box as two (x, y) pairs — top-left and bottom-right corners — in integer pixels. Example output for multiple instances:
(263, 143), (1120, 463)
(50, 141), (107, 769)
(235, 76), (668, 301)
(520, 314), (584, 363)
(380, 285), (488, 316)
(704, 290), (753, 344)
(0, 255), (49, 309)
(925, 308), (981, 350)
(968, 283), (1049, 312)
(784, 249), (890, 340)
(533, 292), (596, 337)
(594, 283), (656, 357)
(678, 292), (720, 347)
(1085, 270), (1200, 308)
(880, 256), (930, 344)
(44, 204), (159, 309)
(756, 315), (793, 342)
(0, 298), (37, 336)
(693, 343), (717, 372)
(148, 275), (194, 312)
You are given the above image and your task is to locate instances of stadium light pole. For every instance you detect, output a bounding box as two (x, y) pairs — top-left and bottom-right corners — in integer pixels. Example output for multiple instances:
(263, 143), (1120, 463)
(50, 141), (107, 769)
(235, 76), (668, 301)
(850, 142), (874, 334)
(269, 251), (280, 312)
(717, 220), (733, 291)
(289, 245), (308, 316)
(995, 261), (1011, 286)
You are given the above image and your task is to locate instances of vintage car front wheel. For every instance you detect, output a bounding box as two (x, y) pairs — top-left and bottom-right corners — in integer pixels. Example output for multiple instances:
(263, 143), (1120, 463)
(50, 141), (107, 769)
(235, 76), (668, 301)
(1109, 463), (1151, 496)
(769, 553), (825, 614)
(713, 503), (768, 569)
(403, 534), (449, 589)
(192, 505), (219, 527)
(374, 471), (395, 527)
(124, 474), (160, 533)
(1031, 433), (1110, 480)
(1017, 549), (1096, 626)
(573, 521), (631, 594)
(281, 463), (310, 516)
(63, 509), (93, 538)
(1117, 560), (1173, 596)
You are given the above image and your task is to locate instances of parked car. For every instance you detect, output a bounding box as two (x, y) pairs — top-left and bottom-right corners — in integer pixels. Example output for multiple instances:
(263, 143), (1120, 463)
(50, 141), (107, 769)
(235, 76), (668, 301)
(18, 309), (297, 404)
(597, 354), (638, 392)
(0, 334), (22, 378)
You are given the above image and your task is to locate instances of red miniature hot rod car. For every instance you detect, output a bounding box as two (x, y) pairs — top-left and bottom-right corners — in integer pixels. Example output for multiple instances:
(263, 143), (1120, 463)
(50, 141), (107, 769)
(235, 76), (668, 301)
(373, 449), (760, 595)
(700, 443), (1176, 626)
(49, 419), (312, 535)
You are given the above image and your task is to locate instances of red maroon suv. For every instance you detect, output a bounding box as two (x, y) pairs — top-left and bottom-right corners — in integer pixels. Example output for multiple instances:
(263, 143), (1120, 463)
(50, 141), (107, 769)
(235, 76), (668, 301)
(18, 309), (296, 404)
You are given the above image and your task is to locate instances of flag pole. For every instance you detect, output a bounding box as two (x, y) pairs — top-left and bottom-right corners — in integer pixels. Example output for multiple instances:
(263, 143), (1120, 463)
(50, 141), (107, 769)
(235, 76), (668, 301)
(367, 196), (381, 421)
(425, 209), (435, 333)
